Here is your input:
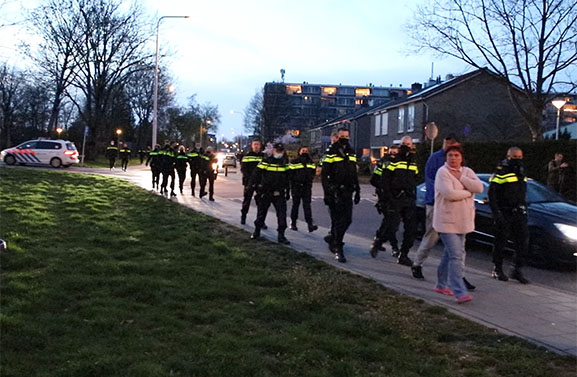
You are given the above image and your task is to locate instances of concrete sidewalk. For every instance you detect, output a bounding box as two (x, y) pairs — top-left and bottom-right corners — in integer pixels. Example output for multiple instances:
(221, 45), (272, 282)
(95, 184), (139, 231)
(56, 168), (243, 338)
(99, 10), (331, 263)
(86, 166), (577, 356)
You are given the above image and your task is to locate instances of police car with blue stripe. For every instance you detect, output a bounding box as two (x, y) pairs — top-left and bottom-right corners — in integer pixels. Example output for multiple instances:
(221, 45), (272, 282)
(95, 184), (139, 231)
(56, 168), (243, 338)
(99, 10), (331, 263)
(1, 139), (79, 168)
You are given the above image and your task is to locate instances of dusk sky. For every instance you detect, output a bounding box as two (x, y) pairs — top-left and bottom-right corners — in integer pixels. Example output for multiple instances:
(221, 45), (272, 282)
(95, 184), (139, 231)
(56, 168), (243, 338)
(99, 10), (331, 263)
(1, 0), (469, 140)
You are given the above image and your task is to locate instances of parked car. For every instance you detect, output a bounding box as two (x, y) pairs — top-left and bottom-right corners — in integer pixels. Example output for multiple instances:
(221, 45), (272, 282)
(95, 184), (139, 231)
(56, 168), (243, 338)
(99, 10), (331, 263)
(1, 139), (79, 168)
(222, 154), (237, 168)
(416, 174), (577, 267)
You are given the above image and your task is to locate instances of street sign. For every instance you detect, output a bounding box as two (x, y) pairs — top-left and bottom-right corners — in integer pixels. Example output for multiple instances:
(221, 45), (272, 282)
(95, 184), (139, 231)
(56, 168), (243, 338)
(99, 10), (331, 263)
(425, 122), (439, 156)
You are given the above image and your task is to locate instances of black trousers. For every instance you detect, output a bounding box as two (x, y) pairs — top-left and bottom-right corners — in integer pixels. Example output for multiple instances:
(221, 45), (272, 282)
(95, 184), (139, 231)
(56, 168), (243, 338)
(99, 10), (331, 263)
(386, 197), (416, 253)
(151, 167), (161, 188)
(121, 158), (129, 170)
(374, 202), (399, 248)
(492, 210), (528, 268)
(327, 194), (353, 247)
(290, 185), (313, 224)
(241, 185), (261, 216)
(254, 192), (287, 232)
(108, 157), (116, 169)
(161, 169), (175, 192)
(176, 168), (187, 192)
(190, 169), (199, 194)
(200, 172), (215, 197)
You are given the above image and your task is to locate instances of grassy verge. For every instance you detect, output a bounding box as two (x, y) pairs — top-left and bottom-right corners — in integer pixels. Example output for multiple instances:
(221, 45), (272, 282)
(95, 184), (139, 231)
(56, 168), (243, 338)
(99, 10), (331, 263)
(80, 157), (146, 168)
(0, 167), (574, 377)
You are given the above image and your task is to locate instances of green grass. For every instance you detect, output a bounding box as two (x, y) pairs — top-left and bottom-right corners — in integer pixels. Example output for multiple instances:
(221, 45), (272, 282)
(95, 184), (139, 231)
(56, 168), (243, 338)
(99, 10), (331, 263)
(0, 167), (575, 377)
(80, 157), (146, 168)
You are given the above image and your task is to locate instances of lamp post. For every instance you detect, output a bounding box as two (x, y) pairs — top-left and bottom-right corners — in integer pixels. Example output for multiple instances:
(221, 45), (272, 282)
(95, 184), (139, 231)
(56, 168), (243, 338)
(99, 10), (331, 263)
(552, 99), (567, 140)
(55, 127), (63, 138)
(116, 129), (122, 146)
(153, 15), (189, 148)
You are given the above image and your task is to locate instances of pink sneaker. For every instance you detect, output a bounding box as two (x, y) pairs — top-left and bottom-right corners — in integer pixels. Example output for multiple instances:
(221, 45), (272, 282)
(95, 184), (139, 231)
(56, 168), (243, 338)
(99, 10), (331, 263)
(434, 287), (454, 296)
(456, 295), (473, 304)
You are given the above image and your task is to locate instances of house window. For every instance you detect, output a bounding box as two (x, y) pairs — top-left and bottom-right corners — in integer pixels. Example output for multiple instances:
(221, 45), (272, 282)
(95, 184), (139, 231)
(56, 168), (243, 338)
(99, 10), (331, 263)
(407, 104), (415, 132)
(286, 85), (302, 94)
(339, 87), (355, 95)
(382, 112), (389, 135)
(374, 114), (381, 136)
(321, 87), (337, 96)
(398, 108), (405, 133)
(355, 88), (371, 97)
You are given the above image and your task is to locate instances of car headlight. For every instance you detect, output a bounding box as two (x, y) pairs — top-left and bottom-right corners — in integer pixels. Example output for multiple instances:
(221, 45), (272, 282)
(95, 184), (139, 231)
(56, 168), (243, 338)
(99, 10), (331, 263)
(554, 223), (577, 242)
(212, 162), (218, 170)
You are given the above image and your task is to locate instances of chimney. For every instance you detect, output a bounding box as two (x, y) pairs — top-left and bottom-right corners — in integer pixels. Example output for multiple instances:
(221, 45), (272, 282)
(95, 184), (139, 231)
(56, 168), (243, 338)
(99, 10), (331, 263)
(411, 82), (423, 93)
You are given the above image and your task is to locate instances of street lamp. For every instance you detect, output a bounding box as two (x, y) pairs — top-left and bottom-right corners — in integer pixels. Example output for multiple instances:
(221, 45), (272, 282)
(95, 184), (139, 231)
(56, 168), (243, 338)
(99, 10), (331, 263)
(552, 99), (567, 140)
(153, 15), (189, 148)
(56, 127), (63, 138)
(116, 129), (122, 146)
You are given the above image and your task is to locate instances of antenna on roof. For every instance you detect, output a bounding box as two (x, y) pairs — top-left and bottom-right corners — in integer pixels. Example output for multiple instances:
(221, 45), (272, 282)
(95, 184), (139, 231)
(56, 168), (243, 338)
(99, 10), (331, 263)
(430, 62), (434, 80)
(280, 68), (286, 83)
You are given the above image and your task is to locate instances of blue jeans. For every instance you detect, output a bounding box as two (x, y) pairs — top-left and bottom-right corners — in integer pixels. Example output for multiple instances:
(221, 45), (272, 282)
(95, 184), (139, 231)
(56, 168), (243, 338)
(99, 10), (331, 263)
(437, 233), (468, 298)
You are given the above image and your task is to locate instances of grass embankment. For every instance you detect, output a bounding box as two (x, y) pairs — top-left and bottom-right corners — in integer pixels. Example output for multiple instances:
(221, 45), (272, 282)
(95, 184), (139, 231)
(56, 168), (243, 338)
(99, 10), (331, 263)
(0, 168), (574, 377)
(81, 157), (146, 168)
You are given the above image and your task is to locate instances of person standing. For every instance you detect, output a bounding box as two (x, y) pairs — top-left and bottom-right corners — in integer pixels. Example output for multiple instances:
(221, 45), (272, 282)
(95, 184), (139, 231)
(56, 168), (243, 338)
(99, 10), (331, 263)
(106, 140), (118, 170)
(138, 147), (147, 164)
(322, 131), (340, 244)
(160, 143), (177, 197)
(547, 152), (568, 194)
(199, 147), (217, 201)
(433, 145), (483, 304)
(489, 147), (530, 284)
(289, 146), (318, 232)
(187, 146), (201, 196)
(240, 140), (265, 224)
(378, 136), (419, 266)
(145, 144), (162, 191)
(322, 127), (360, 263)
(175, 145), (189, 194)
(119, 143), (131, 172)
(249, 143), (291, 244)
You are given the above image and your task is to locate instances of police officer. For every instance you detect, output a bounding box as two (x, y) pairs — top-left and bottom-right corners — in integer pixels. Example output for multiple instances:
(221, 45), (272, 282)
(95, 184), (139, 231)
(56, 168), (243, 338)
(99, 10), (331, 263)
(369, 144), (400, 257)
(175, 145), (189, 194)
(138, 147), (147, 164)
(321, 131), (340, 244)
(119, 143), (131, 172)
(199, 147), (217, 201)
(160, 143), (177, 197)
(322, 127), (360, 263)
(488, 147), (529, 284)
(289, 146), (318, 232)
(106, 140), (118, 170)
(249, 143), (291, 244)
(379, 136), (419, 266)
(187, 146), (201, 196)
(145, 144), (162, 190)
(240, 139), (265, 224)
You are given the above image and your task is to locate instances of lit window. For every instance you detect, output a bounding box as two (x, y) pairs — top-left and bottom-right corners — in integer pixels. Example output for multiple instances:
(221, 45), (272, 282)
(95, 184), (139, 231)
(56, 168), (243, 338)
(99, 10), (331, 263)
(355, 99), (364, 105)
(286, 85), (302, 94)
(321, 87), (337, 96)
(398, 108), (405, 133)
(407, 105), (415, 132)
(382, 112), (389, 135)
(374, 114), (381, 136)
(355, 88), (371, 97)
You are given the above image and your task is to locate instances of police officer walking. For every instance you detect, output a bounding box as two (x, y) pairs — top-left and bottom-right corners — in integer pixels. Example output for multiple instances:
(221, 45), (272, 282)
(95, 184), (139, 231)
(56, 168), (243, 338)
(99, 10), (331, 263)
(240, 139), (265, 224)
(322, 127), (360, 263)
(160, 143), (177, 197)
(379, 136), (419, 266)
(249, 143), (291, 244)
(488, 147), (530, 284)
(199, 147), (217, 201)
(187, 146), (201, 196)
(119, 143), (131, 172)
(145, 144), (162, 191)
(289, 146), (318, 232)
(175, 145), (189, 194)
(106, 140), (118, 170)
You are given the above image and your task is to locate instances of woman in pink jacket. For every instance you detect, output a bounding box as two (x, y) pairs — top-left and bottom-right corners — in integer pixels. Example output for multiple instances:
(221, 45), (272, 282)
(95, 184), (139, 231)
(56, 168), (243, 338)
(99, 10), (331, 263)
(433, 145), (483, 303)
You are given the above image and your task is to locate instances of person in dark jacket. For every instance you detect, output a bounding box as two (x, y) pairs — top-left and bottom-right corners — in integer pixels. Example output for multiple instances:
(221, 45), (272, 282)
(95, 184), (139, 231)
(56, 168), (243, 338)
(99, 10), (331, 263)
(379, 136), (419, 266)
(240, 140), (265, 224)
(199, 147), (218, 201)
(321, 127), (360, 263)
(175, 145), (189, 194)
(160, 143), (177, 197)
(249, 143), (291, 244)
(187, 147), (202, 196)
(145, 144), (162, 191)
(289, 146), (318, 232)
(488, 147), (529, 284)
(138, 147), (148, 164)
(106, 140), (118, 170)
(119, 143), (131, 172)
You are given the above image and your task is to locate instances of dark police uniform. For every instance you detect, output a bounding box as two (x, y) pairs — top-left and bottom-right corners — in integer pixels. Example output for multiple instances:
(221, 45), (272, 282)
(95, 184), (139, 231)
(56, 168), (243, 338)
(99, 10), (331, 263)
(369, 152), (400, 257)
(240, 150), (265, 224)
(488, 158), (529, 283)
(321, 139), (360, 262)
(187, 148), (201, 196)
(106, 143), (118, 169)
(119, 146), (131, 171)
(199, 149), (217, 201)
(249, 149), (291, 244)
(145, 146), (162, 190)
(175, 150), (189, 194)
(138, 148), (148, 164)
(160, 145), (176, 196)
(289, 153), (317, 232)
(379, 145), (419, 266)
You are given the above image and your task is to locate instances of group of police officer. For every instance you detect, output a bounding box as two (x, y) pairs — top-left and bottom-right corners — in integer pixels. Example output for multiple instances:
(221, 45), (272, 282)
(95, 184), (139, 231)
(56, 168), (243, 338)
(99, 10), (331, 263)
(145, 142), (218, 200)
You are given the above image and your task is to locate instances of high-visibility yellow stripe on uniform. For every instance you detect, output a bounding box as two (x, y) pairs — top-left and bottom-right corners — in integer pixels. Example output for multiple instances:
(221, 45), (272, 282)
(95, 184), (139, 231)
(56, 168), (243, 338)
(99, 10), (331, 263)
(257, 162), (289, 171)
(187, 153), (198, 157)
(385, 161), (419, 174)
(323, 153), (356, 164)
(373, 166), (383, 176)
(177, 155), (188, 159)
(242, 156), (262, 163)
(289, 163), (305, 170)
(490, 173), (527, 184)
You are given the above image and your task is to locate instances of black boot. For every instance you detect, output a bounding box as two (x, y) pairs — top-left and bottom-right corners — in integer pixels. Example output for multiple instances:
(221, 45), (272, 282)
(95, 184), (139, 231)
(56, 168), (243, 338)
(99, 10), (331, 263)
(511, 267), (529, 284)
(491, 264), (508, 281)
(391, 245), (400, 258)
(369, 238), (380, 258)
(463, 277), (476, 290)
(278, 231), (290, 245)
(411, 265), (424, 279)
(251, 228), (261, 240)
(209, 195), (215, 201)
(397, 251), (413, 266)
(290, 221), (298, 231)
(334, 245), (347, 263)
(307, 223), (318, 233)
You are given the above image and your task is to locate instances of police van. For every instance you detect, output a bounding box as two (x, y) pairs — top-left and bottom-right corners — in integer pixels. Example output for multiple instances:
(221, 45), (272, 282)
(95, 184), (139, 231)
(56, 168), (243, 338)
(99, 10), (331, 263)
(1, 139), (80, 168)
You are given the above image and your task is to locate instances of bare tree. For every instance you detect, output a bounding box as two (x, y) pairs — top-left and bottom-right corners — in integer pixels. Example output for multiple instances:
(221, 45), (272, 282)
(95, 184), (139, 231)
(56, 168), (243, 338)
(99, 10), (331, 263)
(243, 88), (263, 136)
(409, 0), (577, 140)
(0, 63), (25, 148)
